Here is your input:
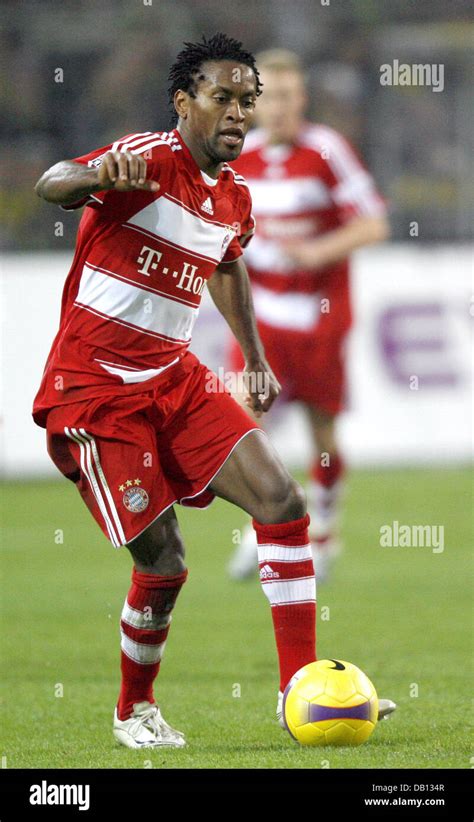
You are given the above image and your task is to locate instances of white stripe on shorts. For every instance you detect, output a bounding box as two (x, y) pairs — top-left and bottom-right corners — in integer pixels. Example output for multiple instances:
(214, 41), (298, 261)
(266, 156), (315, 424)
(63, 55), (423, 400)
(78, 429), (127, 546)
(65, 427), (121, 548)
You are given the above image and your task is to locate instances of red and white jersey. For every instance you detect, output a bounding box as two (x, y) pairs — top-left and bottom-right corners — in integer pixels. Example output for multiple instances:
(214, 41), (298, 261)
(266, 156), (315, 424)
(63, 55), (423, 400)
(230, 122), (386, 332)
(33, 128), (255, 427)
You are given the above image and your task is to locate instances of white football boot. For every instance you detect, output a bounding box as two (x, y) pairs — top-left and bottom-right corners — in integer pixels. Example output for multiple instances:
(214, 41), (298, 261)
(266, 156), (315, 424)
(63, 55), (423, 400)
(377, 698), (397, 720)
(311, 536), (342, 584)
(227, 522), (258, 580)
(113, 700), (186, 749)
(276, 690), (397, 728)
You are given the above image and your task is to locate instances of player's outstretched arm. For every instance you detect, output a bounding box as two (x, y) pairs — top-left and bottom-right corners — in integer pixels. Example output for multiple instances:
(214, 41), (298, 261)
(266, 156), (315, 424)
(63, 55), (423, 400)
(281, 214), (390, 270)
(34, 151), (159, 206)
(208, 257), (281, 416)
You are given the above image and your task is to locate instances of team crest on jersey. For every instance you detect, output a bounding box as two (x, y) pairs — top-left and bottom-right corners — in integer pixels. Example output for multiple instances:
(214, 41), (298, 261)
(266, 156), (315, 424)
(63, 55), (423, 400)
(221, 229), (234, 257)
(119, 479), (149, 513)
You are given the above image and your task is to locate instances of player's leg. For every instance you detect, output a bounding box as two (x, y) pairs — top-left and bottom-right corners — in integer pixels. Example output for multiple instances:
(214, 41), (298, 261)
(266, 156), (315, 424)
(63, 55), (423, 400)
(115, 506), (188, 739)
(210, 427), (304, 523)
(112, 511), (188, 748)
(226, 462), (265, 582)
(225, 329), (289, 580)
(126, 504), (186, 575)
(46, 406), (189, 748)
(209, 429), (316, 696)
(305, 403), (345, 580)
(227, 403), (344, 583)
(225, 380), (266, 579)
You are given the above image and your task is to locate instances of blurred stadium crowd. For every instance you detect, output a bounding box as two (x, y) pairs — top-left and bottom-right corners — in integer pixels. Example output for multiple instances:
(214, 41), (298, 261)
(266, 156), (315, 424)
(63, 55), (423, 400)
(1, 0), (472, 250)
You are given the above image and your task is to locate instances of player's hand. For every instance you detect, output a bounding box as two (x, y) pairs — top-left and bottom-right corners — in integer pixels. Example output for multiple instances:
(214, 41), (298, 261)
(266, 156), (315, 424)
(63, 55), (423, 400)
(243, 359), (281, 417)
(96, 151), (160, 193)
(280, 238), (323, 270)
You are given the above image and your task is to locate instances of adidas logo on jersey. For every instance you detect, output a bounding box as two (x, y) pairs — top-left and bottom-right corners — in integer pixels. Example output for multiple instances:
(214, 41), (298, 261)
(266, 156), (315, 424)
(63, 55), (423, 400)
(259, 564), (280, 580)
(201, 197), (214, 215)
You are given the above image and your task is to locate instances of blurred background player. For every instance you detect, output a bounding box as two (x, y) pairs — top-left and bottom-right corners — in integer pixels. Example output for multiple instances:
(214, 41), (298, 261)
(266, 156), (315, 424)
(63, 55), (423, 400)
(227, 49), (390, 581)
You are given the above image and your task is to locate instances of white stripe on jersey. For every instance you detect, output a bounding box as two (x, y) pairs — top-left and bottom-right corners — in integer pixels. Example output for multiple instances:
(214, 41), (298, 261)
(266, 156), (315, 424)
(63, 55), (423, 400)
(96, 355), (180, 384)
(237, 127), (267, 153)
(111, 131), (182, 155)
(83, 261), (198, 307)
(111, 132), (153, 152)
(223, 164), (250, 188)
(126, 194), (237, 263)
(331, 171), (386, 216)
(242, 176), (332, 215)
(131, 138), (182, 155)
(251, 283), (322, 332)
(242, 234), (294, 274)
(94, 358), (145, 371)
(123, 223), (228, 267)
(300, 125), (384, 216)
(75, 263), (199, 342)
(301, 125), (361, 174)
(164, 192), (233, 230)
(86, 193), (105, 206)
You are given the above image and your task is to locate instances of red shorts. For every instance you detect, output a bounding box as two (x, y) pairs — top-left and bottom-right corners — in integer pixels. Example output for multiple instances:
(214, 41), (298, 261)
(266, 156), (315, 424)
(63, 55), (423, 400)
(228, 320), (349, 415)
(46, 356), (260, 548)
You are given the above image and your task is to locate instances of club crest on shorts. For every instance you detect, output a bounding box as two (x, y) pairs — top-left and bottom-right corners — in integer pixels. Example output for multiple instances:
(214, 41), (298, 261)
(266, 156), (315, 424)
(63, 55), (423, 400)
(118, 479), (149, 513)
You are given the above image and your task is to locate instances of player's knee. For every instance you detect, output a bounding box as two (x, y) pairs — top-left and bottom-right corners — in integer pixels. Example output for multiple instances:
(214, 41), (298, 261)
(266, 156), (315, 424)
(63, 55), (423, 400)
(256, 474), (306, 524)
(284, 479), (307, 521)
(126, 525), (186, 575)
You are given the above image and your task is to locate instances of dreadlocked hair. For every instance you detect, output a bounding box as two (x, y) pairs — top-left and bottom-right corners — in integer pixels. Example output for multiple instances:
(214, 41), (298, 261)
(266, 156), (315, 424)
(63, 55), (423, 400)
(167, 32), (263, 128)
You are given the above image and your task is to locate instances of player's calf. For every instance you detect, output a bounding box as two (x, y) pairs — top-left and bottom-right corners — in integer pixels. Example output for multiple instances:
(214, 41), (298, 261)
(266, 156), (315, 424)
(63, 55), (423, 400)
(253, 512), (316, 692)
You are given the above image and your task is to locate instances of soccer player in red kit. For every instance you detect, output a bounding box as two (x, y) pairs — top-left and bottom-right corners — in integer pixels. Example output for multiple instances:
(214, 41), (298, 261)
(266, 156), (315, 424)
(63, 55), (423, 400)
(32, 34), (321, 749)
(33, 35), (395, 748)
(227, 49), (391, 582)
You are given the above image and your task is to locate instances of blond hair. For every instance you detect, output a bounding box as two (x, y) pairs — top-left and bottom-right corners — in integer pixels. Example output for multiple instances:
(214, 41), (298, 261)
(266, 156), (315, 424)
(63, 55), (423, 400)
(255, 48), (304, 74)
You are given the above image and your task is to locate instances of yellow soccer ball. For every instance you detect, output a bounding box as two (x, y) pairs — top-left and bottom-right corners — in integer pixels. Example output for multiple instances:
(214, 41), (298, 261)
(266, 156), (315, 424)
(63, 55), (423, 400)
(283, 659), (379, 746)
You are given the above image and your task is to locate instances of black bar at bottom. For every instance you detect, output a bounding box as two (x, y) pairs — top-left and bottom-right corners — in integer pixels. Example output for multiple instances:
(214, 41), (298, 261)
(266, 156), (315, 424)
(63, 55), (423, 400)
(0, 767), (471, 818)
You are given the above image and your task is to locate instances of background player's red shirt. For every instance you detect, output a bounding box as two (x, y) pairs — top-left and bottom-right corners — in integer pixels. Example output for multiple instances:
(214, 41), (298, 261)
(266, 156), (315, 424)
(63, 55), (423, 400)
(33, 129), (255, 427)
(230, 122), (386, 334)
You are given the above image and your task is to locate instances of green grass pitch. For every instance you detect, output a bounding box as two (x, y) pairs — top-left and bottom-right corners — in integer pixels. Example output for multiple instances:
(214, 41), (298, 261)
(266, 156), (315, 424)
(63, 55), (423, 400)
(0, 467), (471, 769)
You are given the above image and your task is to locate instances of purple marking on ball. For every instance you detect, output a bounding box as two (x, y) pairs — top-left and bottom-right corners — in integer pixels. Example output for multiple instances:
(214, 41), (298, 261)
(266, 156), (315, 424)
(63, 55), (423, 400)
(309, 701), (372, 722)
(282, 681), (296, 738)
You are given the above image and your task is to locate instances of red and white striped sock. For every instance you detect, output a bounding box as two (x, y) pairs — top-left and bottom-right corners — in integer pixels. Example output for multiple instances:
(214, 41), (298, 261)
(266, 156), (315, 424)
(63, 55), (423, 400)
(253, 513), (316, 692)
(117, 567), (188, 720)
